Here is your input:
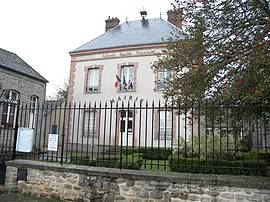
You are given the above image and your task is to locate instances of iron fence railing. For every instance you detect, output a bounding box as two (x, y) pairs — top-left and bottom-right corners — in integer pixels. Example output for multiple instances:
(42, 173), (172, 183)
(2, 100), (269, 177)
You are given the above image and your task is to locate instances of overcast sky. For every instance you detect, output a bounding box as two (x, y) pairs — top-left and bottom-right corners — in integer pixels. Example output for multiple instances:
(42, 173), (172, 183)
(0, 0), (174, 98)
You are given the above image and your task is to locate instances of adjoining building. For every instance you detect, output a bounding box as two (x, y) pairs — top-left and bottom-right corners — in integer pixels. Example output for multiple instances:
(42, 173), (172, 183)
(0, 48), (47, 129)
(67, 11), (191, 148)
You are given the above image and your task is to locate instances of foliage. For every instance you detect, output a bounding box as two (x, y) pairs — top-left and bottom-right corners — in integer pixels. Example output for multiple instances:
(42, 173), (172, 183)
(140, 160), (170, 172)
(68, 148), (270, 176)
(170, 154), (268, 176)
(47, 79), (69, 101)
(142, 147), (172, 160)
(118, 153), (143, 170)
(153, 0), (270, 105)
(70, 153), (91, 165)
(175, 132), (242, 160)
(121, 147), (172, 160)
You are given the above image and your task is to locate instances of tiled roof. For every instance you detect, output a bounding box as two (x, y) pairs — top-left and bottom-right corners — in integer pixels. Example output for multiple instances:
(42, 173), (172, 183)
(72, 18), (185, 53)
(0, 48), (47, 82)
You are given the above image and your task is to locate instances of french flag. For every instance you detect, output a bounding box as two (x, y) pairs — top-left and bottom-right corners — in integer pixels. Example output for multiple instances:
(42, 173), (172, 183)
(115, 74), (121, 88)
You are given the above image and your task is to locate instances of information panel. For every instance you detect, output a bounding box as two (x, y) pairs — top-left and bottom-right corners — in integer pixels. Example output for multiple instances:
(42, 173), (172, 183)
(16, 127), (35, 152)
(48, 134), (59, 151)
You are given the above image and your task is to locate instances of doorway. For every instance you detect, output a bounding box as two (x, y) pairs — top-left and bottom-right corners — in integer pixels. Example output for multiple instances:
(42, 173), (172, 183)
(119, 110), (134, 146)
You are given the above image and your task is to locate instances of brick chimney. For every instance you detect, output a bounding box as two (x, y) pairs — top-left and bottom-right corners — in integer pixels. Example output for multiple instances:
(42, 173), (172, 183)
(105, 16), (120, 32)
(167, 9), (182, 28)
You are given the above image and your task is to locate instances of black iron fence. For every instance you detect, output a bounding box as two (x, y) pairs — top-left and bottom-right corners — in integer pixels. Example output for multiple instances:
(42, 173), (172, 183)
(2, 100), (270, 177)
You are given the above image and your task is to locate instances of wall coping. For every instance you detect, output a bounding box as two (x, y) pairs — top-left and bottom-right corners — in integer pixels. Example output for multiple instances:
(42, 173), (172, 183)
(7, 159), (270, 190)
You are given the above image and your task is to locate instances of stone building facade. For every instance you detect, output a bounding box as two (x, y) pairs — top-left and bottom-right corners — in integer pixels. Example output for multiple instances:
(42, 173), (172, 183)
(0, 48), (47, 149)
(0, 48), (47, 104)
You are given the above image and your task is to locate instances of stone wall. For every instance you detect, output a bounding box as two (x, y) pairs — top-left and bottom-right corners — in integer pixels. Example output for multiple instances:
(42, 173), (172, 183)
(0, 68), (46, 103)
(5, 160), (270, 202)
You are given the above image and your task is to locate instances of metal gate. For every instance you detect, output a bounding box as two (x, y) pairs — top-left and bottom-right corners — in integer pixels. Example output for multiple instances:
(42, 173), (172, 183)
(0, 100), (19, 184)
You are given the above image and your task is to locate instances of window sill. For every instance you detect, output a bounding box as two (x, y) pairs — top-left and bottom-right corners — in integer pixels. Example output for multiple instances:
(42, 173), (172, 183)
(84, 91), (101, 94)
(117, 89), (136, 93)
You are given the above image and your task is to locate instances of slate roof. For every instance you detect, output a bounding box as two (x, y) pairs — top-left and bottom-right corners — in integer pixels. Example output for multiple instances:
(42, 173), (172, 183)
(0, 48), (47, 82)
(72, 18), (185, 53)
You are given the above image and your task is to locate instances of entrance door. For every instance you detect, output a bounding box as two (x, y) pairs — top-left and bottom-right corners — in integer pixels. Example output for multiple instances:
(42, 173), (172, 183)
(119, 110), (133, 146)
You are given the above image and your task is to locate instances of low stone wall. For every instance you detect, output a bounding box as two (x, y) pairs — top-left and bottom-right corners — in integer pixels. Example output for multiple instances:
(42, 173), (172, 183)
(5, 160), (270, 202)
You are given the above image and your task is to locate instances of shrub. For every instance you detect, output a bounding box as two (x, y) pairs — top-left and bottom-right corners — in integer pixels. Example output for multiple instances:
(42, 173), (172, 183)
(170, 154), (268, 176)
(117, 153), (143, 170)
(96, 155), (120, 168)
(121, 147), (139, 155)
(142, 147), (172, 160)
(121, 147), (172, 160)
(175, 132), (241, 160)
(70, 153), (90, 165)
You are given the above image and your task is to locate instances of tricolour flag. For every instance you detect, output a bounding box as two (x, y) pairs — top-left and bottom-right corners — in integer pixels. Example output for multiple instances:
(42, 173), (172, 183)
(128, 79), (133, 89)
(115, 74), (121, 88)
(116, 74), (121, 82)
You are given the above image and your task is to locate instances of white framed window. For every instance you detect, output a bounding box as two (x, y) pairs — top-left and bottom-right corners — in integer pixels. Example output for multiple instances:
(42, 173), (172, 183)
(30, 95), (38, 112)
(1, 90), (20, 128)
(117, 62), (138, 92)
(84, 110), (98, 137)
(157, 70), (172, 90)
(120, 65), (134, 91)
(158, 111), (172, 140)
(29, 95), (39, 128)
(84, 65), (103, 93)
(87, 68), (99, 92)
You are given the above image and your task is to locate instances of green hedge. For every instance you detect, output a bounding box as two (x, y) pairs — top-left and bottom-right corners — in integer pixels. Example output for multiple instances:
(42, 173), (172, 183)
(70, 153), (90, 165)
(121, 147), (172, 160)
(95, 154), (120, 168)
(117, 153), (143, 170)
(95, 153), (143, 170)
(170, 154), (268, 176)
(142, 147), (172, 160)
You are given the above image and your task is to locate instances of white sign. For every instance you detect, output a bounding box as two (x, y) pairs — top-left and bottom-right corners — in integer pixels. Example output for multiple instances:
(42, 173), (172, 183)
(16, 127), (35, 152)
(48, 134), (58, 151)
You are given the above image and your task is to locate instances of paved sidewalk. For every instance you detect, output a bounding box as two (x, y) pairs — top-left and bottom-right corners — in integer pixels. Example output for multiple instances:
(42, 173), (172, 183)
(0, 193), (66, 202)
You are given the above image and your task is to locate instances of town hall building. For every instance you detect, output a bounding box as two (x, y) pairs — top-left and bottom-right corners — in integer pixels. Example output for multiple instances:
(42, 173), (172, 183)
(67, 11), (190, 148)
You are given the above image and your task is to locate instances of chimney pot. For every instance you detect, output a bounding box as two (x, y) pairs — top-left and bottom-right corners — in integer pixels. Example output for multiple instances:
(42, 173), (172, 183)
(167, 9), (182, 28)
(105, 17), (120, 32)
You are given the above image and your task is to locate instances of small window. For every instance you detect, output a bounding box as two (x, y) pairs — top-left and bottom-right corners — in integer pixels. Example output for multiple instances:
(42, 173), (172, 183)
(30, 95), (38, 112)
(117, 62), (138, 92)
(84, 65), (103, 93)
(157, 111), (172, 140)
(84, 110), (97, 137)
(120, 65), (134, 91)
(1, 90), (20, 128)
(157, 70), (172, 90)
(29, 95), (39, 128)
(87, 68), (99, 92)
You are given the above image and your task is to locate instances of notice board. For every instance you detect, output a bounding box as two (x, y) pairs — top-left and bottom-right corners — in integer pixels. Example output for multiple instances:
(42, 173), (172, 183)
(48, 134), (58, 151)
(16, 127), (35, 152)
